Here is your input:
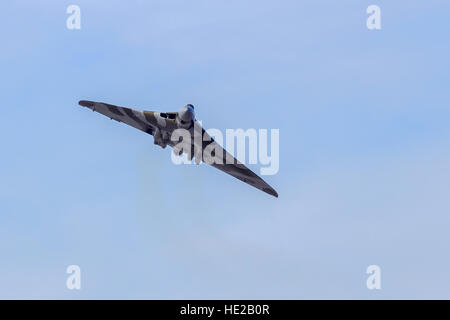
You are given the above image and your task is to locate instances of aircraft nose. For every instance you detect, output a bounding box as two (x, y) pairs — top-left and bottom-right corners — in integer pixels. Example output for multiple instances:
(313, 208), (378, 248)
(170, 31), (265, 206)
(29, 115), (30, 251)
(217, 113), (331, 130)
(178, 104), (195, 121)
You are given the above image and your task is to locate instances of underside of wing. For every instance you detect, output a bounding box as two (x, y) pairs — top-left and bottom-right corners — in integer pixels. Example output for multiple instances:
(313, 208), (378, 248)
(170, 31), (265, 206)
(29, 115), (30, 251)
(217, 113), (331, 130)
(79, 100), (155, 135)
(211, 161), (279, 197)
(198, 124), (278, 198)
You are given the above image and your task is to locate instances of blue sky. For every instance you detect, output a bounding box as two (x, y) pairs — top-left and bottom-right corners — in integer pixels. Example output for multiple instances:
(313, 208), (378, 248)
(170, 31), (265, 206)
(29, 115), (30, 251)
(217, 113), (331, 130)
(0, 0), (450, 299)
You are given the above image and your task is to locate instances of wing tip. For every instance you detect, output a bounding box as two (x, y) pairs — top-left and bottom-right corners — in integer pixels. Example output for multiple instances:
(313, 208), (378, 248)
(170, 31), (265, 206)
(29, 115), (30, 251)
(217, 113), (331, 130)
(263, 187), (279, 198)
(78, 100), (95, 108)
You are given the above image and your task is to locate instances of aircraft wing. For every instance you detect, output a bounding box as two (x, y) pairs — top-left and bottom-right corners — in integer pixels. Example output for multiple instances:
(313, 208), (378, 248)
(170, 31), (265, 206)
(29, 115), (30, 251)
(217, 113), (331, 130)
(79, 100), (156, 135)
(193, 122), (278, 198)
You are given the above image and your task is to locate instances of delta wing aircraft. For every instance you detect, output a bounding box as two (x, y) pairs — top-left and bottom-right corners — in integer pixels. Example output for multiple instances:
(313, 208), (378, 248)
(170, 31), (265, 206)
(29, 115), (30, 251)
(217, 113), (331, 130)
(78, 100), (278, 197)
